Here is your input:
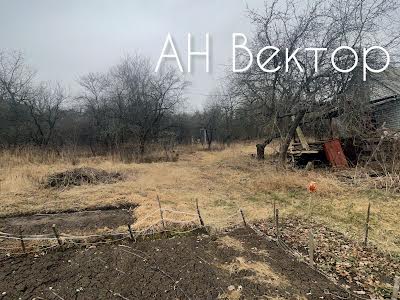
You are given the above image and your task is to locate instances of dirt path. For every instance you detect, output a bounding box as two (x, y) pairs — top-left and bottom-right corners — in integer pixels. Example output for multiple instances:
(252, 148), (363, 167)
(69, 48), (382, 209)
(0, 228), (347, 299)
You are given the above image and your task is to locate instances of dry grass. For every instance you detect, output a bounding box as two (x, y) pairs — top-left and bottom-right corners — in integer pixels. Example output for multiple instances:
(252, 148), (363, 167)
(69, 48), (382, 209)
(216, 236), (245, 252)
(0, 142), (399, 254)
(217, 288), (242, 300)
(219, 256), (288, 286)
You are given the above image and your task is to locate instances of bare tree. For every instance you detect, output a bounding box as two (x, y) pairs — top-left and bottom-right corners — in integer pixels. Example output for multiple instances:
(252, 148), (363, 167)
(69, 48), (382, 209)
(0, 51), (66, 147)
(207, 84), (240, 146)
(78, 72), (114, 153)
(0, 51), (35, 104)
(25, 83), (67, 146)
(78, 55), (189, 156)
(233, 0), (400, 166)
(202, 101), (222, 150)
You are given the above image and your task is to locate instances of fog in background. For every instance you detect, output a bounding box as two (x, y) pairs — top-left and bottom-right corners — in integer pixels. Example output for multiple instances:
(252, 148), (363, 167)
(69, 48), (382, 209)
(0, 0), (265, 110)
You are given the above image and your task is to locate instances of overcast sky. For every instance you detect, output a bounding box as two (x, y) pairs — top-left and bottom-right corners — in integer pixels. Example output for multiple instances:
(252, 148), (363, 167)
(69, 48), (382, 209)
(0, 0), (265, 110)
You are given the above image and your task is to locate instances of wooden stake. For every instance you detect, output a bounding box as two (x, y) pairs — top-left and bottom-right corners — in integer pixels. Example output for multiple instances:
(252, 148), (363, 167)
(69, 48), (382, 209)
(196, 199), (205, 227)
(308, 229), (315, 267)
(307, 194), (313, 220)
(240, 209), (247, 227)
(364, 202), (371, 247)
(275, 209), (279, 241)
(19, 227), (26, 254)
(127, 224), (134, 240)
(52, 224), (62, 246)
(157, 195), (165, 230)
(392, 276), (400, 300)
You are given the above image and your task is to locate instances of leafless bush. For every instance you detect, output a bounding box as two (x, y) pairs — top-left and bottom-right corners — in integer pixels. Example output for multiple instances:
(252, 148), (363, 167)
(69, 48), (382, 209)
(349, 132), (400, 193)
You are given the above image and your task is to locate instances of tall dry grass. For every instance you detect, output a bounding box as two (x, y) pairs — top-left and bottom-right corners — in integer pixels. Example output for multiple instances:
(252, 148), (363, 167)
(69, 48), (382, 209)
(0, 142), (399, 254)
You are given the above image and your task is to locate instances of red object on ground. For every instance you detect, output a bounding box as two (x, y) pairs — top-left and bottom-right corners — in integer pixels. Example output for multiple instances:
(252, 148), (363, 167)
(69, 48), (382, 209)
(323, 139), (349, 168)
(308, 181), (317, 193)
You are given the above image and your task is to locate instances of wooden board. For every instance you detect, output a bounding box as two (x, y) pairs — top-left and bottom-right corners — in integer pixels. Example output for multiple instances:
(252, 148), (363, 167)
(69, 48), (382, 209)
(323, 139), (349, 168)
(296, 126), (310, 150)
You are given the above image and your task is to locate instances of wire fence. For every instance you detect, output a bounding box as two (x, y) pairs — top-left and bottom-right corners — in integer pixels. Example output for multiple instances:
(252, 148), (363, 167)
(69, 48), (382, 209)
(0, 201), (399, 299)
(0, 199), (373, 253)
(0, 203), (243, 256)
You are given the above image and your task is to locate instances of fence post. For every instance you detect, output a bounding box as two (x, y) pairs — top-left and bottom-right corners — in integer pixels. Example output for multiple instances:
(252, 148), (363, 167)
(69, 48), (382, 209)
(196, 199), (205, 227)
(19, 227), (26, 254)
(275, 209), (280, 241)
(157, 195), (165, 230)
(364, 202), (371, 247)
(308, 229), (315, 267)
(240, 209), (247, 227)
(392, 276), (399, 300)
(127, 224), (134, 240)
(52, 224), (62, 246)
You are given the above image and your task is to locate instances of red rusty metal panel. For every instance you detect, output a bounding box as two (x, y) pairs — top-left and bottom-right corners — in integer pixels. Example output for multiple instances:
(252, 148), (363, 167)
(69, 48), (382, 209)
(323, 139), (349, 168)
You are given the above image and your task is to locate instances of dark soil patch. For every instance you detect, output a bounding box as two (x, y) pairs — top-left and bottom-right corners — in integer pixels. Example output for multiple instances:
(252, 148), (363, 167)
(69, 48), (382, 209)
(43, 167), (123, 189)
(0, 208), (133, 235)
(0, 227), (347, 299)
(0, 202), (136, 219)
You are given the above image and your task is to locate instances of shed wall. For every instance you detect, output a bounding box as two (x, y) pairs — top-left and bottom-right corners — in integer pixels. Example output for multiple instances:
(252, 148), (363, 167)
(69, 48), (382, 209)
(373, 100), (400, 129)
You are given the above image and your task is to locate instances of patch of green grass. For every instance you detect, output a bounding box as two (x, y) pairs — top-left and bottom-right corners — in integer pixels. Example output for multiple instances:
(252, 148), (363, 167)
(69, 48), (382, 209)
(265, 191), (303, 205)
(286, 188), (307, 199)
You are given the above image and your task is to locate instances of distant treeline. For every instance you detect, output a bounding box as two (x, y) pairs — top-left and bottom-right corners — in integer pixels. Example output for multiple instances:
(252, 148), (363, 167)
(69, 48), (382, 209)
(2, 0), (398, 163)
(0, 52), (266, 156)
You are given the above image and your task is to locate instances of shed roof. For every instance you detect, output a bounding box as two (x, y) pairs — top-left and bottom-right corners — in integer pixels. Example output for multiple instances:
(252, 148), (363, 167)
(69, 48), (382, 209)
(370, 68), (400, 103)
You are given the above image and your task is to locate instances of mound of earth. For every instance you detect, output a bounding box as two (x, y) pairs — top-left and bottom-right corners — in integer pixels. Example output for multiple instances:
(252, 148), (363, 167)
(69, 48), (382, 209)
(43, 167), (123, 188)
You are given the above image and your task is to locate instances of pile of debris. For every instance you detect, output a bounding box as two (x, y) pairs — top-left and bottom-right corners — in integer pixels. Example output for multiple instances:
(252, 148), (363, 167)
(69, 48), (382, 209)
(43, 167), (123, 189)
(286, 123), (348, 168)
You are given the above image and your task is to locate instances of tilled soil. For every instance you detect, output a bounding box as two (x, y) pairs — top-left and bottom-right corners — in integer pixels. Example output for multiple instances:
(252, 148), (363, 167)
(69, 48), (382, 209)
(0, 208), (133, 235)
(0, 227), (348, 300)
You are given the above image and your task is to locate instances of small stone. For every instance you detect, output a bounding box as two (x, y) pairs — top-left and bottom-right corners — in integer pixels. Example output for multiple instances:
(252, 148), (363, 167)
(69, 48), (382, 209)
(228, 285), (235, 291)
(354, 291), (366, 295)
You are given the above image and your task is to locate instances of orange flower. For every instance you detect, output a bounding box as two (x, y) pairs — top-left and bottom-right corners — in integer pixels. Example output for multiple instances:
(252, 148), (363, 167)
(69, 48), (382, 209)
(308, 181), (317, 193)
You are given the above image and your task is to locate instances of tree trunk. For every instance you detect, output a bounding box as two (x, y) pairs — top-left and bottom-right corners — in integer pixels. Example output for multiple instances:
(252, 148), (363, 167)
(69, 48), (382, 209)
(256, 143), (266, 160)
(279, 109), (307, 167)
(256, 138), (273, 160)
(207, 139), (212, 150)
(139, 142), (146, 156)
(139, 131), (149, 158)
(206, 130), (213, 150)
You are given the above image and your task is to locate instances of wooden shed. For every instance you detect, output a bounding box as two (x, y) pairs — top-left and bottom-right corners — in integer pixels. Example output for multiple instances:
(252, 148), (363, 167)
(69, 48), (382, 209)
(371, 95), (400, 130)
